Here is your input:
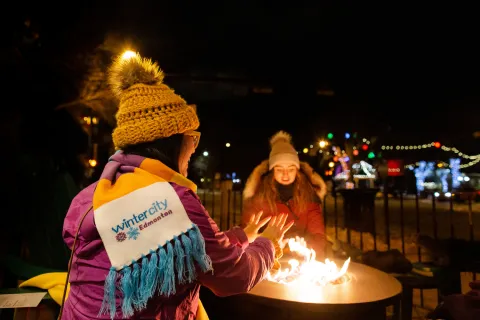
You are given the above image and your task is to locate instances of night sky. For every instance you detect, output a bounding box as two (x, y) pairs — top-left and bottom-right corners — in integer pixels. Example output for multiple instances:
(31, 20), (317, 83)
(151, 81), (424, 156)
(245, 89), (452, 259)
(3, 1), (480, 178)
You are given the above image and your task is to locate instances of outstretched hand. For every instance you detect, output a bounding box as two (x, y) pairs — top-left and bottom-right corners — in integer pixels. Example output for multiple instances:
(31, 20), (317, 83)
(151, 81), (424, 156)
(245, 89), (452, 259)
(259, 213), (294, 247)
(243, 211), (272, 243)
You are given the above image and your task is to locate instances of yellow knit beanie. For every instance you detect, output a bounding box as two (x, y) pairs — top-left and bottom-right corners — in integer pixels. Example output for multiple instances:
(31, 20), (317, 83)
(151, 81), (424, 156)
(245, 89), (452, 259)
(108, 51), (199, 149)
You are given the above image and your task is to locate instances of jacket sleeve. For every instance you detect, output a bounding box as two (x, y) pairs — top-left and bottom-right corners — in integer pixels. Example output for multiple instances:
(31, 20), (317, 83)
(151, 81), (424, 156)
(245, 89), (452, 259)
(182, 190), (275, 297)
(304, 203), (327, 260)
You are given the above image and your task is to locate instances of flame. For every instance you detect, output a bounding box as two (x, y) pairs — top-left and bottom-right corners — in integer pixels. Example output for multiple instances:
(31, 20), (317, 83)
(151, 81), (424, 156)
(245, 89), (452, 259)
(267, 237), (351, 287)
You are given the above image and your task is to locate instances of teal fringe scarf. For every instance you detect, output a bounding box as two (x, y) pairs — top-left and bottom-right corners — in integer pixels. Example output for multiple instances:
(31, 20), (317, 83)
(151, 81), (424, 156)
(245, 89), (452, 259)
(99, 224), (212, 319)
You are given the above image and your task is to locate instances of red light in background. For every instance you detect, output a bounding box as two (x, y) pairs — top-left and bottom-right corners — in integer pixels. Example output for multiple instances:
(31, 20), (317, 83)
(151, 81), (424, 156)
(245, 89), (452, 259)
(353, 149), (359, 156)
(333, 156), (339, 162)
(362, 144), (368, 151)
(434, 142), (441, 148)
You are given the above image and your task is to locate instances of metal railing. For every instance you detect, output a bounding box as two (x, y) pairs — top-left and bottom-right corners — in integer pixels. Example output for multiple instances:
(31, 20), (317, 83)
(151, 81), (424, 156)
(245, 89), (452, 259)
(198, 186), (479, 311)
(198, 188), (478, 253)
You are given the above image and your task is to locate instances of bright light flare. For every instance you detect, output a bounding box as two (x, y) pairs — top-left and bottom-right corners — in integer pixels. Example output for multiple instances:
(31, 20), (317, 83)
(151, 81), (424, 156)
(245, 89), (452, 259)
(121, 50), (137, 60)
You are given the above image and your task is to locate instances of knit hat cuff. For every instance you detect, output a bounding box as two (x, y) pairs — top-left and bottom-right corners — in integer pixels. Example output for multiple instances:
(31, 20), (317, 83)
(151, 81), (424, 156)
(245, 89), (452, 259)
(269, 153), (300, 170)
(113, 105), (199, 149)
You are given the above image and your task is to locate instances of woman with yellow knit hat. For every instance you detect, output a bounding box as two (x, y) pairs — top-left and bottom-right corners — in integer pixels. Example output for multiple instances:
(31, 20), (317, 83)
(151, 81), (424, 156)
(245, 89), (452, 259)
(60, 52), (292, 319)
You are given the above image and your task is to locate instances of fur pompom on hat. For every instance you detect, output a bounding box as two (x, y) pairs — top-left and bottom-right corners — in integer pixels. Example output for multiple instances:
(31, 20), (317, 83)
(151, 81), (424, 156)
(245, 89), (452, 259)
(268, 131), (300, 170)
(109, 51), (199, 149)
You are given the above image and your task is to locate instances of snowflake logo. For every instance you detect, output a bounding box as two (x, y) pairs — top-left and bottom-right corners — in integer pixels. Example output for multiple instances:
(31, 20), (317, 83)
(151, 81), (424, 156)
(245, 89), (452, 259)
(116, 232), (127, 242)
(127, 227), (140, 240)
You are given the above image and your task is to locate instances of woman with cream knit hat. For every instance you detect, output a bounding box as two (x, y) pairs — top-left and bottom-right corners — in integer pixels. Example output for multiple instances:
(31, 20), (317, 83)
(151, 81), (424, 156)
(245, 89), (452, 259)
(60, 52), (292, 319)
(242, 131), (327, 259)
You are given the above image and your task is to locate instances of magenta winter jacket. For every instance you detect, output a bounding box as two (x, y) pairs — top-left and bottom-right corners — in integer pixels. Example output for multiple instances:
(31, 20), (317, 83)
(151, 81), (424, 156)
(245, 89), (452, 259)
(62, 182), (275, 319)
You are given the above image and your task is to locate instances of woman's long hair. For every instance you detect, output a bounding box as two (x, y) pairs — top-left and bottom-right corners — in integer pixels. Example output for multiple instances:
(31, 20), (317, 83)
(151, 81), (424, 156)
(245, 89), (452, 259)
(122, 134), (184, 172)
(257, 170), (317, 215)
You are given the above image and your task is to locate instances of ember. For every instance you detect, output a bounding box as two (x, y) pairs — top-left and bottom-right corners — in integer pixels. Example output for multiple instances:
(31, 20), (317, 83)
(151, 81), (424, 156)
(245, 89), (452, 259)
(267, 237), (351, 286)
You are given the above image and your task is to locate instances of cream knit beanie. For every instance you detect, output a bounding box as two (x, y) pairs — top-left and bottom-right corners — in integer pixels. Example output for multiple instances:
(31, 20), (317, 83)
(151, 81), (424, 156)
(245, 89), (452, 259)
(268, 131), (300, 170)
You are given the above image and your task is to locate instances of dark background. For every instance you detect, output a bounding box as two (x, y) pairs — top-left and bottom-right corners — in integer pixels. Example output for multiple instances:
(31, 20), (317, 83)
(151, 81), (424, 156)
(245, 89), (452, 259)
(1, 1), (479, 180)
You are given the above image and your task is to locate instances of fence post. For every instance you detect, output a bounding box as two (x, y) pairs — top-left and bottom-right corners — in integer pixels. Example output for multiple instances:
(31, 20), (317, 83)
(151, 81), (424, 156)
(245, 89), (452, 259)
(384, 179), (391, 250)
(220, 180), (233, 230)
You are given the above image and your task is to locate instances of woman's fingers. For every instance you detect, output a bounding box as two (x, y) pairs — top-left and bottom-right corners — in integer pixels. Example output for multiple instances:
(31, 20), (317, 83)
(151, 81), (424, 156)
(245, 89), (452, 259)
(249, 213), (256, 224)
(281, 220), (295, 236)
(281, 213), (288, 228)
(257, 216), (272, 230)
(269, 215), (278, 226)
(255, 211), (263, 224)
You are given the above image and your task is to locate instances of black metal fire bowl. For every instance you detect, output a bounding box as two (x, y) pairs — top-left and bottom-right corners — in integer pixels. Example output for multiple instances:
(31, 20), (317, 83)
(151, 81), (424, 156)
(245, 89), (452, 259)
(200, 260), (402, 320)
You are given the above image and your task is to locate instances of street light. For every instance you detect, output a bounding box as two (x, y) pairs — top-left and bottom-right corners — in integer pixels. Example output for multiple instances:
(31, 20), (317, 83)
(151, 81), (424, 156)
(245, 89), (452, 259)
(226, 142), (231, 147)
(121, 50), (137, 60)
(319, 140), (327, 148)
(203, 151), (209, 156)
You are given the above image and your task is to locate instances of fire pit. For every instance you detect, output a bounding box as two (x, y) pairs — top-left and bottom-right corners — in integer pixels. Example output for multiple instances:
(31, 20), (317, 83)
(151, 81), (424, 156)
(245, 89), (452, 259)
(200, 238), (402, 320)
(237, 238), (401, 320)
(247, 260), (401, 307)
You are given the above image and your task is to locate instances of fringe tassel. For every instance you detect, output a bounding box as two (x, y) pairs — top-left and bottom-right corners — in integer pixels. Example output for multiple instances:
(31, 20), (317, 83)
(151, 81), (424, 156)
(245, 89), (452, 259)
(100, 224), (212, 318)
(190, 224), (213, 273)
(99, 267), (117, 319)
(137, 255), (149, 309)
(131, 261), (141, 310)
(181, 233), (196, 282)
(120, 266), (134, 318)
(160, 241), (176, 296)
(174, 236), (186, 284)
(157, 246), (167, 293)
(145, 249), (158, 297)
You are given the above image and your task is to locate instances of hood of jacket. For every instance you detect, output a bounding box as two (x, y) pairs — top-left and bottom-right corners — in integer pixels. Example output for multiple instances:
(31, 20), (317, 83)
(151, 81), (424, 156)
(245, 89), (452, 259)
(243, 160), (327, 201)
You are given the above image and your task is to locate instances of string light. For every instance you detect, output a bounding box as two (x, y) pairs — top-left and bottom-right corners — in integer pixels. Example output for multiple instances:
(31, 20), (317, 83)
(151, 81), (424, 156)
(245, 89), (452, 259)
(405, 158), (479, 169)
(382, 142), (480, 161)
(310, 134), (479, 169)
(450, 159), (461, 189)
